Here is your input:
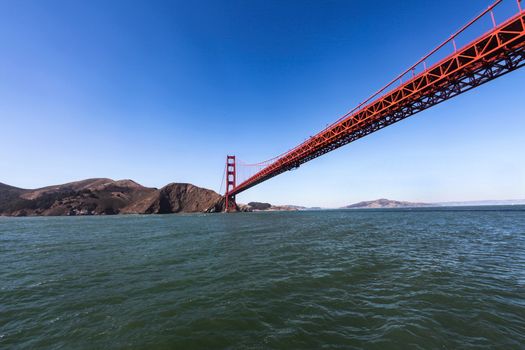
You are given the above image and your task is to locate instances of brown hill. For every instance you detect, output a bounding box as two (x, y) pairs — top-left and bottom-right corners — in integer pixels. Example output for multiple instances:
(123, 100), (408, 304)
(0, 179), (224, 216)
(121, 183), (224, 214)
(0, 183), (27, 214)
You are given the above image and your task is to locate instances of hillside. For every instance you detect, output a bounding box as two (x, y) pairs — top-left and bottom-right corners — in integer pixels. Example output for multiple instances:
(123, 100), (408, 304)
(343, 198), (432, 209)
(0, 179), (224, 216)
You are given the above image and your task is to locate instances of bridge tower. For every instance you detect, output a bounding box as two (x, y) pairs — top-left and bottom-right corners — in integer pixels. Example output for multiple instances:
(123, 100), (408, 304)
(224, 155), (237, 212)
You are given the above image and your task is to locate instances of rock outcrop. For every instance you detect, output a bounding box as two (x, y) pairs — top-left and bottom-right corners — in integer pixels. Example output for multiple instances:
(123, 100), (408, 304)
(0, 179), (224, 216)
(247, 202), (272, 210)
(245, 201), (305, 211)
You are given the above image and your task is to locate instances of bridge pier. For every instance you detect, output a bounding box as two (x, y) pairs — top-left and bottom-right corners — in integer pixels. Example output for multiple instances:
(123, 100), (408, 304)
(225, 194), (237, 212)
(224, 155), (237, 212)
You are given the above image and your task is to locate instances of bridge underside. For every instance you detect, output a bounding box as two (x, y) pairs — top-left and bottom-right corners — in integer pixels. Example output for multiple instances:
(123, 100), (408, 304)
(229, 10), (525, 198)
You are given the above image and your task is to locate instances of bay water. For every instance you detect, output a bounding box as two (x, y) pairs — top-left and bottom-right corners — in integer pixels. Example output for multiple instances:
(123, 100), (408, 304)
(1, 207), (524, 349)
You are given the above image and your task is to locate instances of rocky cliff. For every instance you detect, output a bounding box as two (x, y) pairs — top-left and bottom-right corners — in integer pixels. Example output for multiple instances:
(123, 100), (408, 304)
(0, 179), (224, 216)
(121, 183), (224, 214)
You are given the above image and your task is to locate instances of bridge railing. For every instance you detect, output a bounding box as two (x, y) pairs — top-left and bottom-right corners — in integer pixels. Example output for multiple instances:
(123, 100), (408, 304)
(276, 0), (512, 161)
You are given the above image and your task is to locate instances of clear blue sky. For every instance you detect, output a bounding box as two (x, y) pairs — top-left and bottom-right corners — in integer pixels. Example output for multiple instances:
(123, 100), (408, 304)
(0, 0), (524, 207)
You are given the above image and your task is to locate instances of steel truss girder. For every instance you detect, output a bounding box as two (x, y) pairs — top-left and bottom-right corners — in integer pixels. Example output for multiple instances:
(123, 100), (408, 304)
(231, 11), (525, 196)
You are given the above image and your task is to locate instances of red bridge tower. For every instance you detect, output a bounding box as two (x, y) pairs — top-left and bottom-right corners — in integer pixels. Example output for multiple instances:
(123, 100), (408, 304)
(225, 155), (237, 212)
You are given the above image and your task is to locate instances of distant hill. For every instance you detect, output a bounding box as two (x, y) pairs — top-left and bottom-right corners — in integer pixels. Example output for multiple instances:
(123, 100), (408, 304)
(342, 198), (525, 209)
(342, 198), (432, 209)
(436, 199), (525, 206)
(0, 179), (224, 216)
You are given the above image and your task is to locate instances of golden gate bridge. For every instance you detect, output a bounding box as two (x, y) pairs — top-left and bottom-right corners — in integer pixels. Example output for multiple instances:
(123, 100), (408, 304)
(222, 0), (525, 211)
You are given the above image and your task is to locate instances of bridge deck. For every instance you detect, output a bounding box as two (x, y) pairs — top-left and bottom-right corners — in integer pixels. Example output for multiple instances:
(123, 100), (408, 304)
(229, 7), (525, 197)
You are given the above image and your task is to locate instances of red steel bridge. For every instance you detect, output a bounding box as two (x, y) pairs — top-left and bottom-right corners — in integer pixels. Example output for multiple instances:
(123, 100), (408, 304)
(223, 0), (525, 212)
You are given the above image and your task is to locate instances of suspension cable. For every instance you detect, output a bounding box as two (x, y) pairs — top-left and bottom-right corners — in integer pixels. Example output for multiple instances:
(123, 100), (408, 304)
(219, 162), (226, 195)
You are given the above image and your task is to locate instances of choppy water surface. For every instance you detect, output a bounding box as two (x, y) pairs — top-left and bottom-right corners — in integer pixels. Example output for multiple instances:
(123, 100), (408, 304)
(1, 207), (524, 349)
